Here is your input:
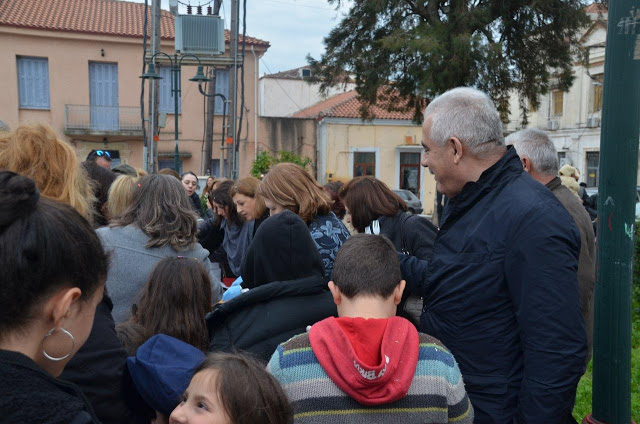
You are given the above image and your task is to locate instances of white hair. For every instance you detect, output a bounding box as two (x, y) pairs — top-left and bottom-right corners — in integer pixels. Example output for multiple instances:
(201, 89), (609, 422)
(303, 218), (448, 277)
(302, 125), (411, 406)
(506, 128), (559, 175)
(423, 87), (505, 157)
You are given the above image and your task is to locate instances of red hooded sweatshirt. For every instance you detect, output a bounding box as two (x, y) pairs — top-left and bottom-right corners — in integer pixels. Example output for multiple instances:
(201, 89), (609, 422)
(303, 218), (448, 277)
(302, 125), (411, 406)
(308, 316), (419, 406)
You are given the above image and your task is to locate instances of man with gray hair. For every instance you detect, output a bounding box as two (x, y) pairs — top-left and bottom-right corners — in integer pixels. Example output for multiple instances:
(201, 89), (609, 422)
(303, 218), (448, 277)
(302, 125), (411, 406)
(507, 128), (596, 366)
(400, 88), (586, 423)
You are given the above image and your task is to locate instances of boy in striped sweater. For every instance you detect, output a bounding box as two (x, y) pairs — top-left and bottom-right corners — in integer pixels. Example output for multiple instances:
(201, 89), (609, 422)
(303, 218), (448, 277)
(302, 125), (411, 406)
(268, 234), (473, 423)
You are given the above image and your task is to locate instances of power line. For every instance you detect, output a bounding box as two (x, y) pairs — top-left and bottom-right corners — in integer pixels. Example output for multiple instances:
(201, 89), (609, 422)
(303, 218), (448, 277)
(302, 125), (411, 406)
(260, 58), (305, 112)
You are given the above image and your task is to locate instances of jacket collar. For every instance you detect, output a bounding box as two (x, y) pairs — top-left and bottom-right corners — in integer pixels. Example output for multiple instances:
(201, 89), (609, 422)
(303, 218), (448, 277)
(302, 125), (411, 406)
(208, 274), (327, 320)
(546, 176), (562, 191)
(443, 146), (522, 225)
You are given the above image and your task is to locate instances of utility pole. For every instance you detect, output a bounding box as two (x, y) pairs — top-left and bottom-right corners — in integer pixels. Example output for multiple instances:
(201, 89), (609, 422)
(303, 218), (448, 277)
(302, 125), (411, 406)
(229, 0), (239, 179)
(586, 0), (640, 423)
(203, 0), (223, 176)
(148, 0), (162, 173)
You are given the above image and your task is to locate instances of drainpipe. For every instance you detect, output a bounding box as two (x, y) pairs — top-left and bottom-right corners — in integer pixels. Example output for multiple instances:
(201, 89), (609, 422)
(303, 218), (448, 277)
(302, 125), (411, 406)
(251, 45), (258, 161)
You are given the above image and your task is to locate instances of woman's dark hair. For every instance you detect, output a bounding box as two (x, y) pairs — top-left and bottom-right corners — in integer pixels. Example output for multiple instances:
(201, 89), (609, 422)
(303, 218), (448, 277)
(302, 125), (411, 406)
(115, 321), (149, 356)
(210, 180), (243, 227)
(324, 181), (346, 220)
(83, 161), (117, 227)
(158, 168), (181, 180)
(194, 352), (293, 424)
(113, 174), (198, 250)
(339, 176), (407, 233)
(181, 171), (197, 181)
(0, 171), (108, 337)
(132, 257), (212, 351)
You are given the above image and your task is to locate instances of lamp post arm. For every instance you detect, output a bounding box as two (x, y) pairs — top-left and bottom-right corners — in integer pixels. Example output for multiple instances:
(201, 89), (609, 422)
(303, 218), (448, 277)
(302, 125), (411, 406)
(148, 51), (174, 65)
(178, 54), (203, 66)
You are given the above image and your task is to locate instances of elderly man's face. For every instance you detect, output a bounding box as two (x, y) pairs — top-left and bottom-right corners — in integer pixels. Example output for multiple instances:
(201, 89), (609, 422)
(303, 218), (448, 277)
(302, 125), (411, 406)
(421, 117), (462, 198)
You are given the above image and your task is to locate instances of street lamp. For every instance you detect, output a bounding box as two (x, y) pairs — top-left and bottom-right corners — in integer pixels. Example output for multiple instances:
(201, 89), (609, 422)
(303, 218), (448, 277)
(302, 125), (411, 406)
(141, 53), (210, 173)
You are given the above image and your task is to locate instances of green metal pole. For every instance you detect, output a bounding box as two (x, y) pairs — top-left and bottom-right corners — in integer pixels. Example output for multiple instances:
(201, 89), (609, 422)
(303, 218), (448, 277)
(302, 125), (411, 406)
(589, 1), (640, 423)
(174, 54), (180, 173)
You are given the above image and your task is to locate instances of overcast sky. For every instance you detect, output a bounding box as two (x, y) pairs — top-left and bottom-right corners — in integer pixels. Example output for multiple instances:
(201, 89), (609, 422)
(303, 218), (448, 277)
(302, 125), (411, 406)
(135, 0), (352, 76)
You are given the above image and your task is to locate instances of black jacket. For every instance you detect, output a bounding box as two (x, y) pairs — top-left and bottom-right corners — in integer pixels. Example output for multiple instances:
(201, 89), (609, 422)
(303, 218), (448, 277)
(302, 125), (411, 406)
(207, 211), (335, 362)
(241, 210), (325, 289)
(400, 147), (585, 423)
(0, 349), (100, 424)
(377, 210), (437, 261)
(61, 292), (133, 424)
(189, 192), (202, 216)
(206, 275), (337, 362)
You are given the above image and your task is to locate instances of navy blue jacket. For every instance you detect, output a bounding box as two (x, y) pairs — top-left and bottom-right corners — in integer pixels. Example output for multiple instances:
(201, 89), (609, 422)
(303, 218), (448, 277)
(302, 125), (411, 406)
(400, 147), (586, 423)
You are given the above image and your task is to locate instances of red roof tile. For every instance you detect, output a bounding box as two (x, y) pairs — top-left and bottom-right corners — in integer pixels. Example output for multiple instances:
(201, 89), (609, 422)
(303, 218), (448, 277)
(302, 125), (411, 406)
(0, 0), (269, 46)
(293, 89), (416, 121)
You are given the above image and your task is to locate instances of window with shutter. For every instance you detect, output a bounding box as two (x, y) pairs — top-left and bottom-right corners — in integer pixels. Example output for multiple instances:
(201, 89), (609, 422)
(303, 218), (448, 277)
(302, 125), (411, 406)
(17, 57), (50, 109)
(158, 67), (181, 114)
(214, 69), (229, 115)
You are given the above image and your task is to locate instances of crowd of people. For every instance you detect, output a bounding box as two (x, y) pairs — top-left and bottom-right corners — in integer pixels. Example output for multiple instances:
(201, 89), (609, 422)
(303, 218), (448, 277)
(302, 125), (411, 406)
(0, 86), (595, 424)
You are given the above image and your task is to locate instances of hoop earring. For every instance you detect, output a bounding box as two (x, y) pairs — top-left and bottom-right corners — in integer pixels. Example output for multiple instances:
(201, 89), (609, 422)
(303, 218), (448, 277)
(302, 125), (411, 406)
(42, 327), (75, 362)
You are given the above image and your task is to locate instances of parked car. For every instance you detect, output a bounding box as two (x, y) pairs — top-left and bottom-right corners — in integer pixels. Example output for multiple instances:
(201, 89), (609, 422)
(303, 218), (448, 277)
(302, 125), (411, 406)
(393, 189), (423, 215)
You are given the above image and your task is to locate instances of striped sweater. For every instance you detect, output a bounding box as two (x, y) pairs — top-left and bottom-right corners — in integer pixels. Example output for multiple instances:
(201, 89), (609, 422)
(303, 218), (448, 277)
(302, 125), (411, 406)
(268, 331), (473, 424)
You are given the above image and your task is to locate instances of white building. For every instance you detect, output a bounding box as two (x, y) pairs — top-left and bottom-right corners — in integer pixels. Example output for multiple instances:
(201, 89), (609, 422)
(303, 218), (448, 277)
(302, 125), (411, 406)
(505, 4), (621, 188)
(260, 66), (355, 117)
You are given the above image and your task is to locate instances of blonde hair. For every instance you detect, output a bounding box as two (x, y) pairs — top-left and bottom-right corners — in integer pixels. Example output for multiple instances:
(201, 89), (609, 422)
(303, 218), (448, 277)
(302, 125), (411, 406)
(108, 175), (139, 219)
(0, 123), (94, 220)
(230, 176), (266, 219)
(258, 162), (331, 224)
(136, 168), (148, 177)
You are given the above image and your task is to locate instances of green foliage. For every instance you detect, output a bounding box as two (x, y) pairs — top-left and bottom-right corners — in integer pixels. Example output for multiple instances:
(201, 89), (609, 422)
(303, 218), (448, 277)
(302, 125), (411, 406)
(309, 0), (591, 124)
(250, 150), (312, 178)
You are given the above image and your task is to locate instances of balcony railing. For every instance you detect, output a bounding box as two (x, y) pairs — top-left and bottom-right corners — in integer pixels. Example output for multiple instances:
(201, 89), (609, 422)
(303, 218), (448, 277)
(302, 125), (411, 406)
(65, 105), (143, 135)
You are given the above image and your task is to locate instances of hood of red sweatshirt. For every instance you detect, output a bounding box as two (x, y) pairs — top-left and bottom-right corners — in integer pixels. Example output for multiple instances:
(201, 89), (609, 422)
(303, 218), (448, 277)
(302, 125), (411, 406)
(308, 316), (419, 406)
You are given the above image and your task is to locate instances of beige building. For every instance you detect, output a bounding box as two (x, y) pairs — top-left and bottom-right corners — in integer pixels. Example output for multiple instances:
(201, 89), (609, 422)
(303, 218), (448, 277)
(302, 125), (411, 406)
(0, 0), (269, 176)
(503, 4), (636, 187)
(293, 90), (437, 215)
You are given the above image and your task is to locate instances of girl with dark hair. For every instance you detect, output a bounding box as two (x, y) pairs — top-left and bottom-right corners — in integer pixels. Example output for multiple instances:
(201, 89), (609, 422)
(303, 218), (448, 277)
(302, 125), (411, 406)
(169, 352), (293, 424)
(339, 176), (438, 324)
(98, 174), (222, 322)
(0, 171), (108, 423)
(199, 180), (254, 282)
(132, 257), (212, 352)
(83, 160), (117, 227)
(181, 171), (203, 215)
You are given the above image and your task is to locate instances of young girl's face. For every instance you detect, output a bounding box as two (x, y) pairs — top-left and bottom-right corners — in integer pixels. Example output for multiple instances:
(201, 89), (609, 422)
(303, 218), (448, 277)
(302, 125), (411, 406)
(169, 370), (230, 424)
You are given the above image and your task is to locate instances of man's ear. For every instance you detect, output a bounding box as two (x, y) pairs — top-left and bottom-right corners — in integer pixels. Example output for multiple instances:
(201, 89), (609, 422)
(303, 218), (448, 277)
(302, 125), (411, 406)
(450, 137), (464, 164)
(328, 281), (342, 306)
(393, 280), (406, 306)
(521, 156), (532, 173)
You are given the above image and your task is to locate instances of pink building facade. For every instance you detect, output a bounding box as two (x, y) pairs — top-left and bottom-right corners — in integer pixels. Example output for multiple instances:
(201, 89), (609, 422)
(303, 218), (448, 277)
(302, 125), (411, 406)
(0, 0), (269, 176)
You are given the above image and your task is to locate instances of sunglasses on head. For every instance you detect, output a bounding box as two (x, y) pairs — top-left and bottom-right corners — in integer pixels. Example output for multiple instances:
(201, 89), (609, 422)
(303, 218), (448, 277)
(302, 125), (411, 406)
(95, 150), (111, 158)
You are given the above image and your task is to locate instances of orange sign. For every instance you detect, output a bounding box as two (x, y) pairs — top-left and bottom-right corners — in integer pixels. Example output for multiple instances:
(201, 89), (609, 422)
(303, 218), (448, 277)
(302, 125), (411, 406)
(225, 137), (234, 145)
(153, 134), (159, 142)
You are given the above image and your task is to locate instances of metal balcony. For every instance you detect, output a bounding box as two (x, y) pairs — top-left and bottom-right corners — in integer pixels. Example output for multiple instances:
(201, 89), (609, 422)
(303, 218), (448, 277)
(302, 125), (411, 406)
(65, 105), (143, 136)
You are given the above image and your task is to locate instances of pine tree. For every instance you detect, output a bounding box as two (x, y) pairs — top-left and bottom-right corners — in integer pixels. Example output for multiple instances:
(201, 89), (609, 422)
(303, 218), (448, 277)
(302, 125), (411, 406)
(308, 0), (591, 124)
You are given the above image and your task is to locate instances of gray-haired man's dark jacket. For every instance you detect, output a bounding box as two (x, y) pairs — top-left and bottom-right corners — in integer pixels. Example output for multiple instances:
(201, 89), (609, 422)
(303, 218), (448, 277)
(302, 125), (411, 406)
(547, 176), (596, 365)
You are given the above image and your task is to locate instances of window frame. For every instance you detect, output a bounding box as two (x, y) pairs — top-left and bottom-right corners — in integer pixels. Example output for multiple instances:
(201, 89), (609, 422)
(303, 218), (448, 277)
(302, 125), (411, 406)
(17, 56), (50, 110)
(552, 90), (564, 117)
(349, 147), (380, 178)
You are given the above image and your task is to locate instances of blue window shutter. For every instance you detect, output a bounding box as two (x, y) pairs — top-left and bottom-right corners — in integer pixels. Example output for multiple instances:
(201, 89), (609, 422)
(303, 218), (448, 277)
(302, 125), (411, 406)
(17, 57), (50, 109)
(215, 69), (229, 115)
(158, 67), (181, 114)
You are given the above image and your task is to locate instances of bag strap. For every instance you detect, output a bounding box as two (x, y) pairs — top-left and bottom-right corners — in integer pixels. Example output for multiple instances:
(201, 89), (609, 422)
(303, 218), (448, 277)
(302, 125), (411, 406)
(400, 213), (411, 255)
